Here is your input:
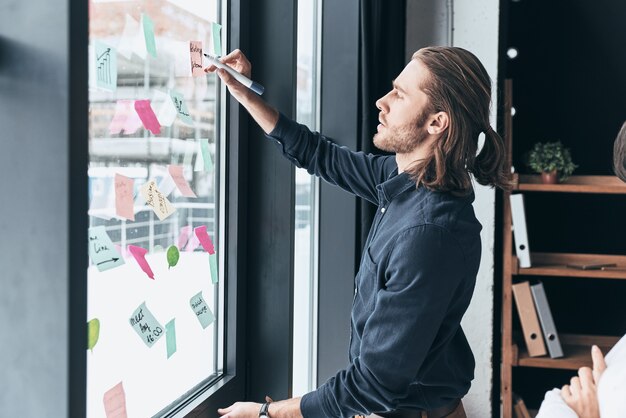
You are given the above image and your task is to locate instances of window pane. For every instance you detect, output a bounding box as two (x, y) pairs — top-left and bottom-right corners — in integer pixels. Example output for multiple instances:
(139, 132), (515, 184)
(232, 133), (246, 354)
(293, 0), (321, 397)
(87, 2), (225, 416)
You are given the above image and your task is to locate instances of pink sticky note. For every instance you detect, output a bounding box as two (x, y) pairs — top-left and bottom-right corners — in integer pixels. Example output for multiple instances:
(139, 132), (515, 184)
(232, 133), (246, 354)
(128, 245), (155, 279)
(190, 41), (203, 76)
(103, 382), (127, 418)
(194, 225), (215, 255)
(134, 99), (161, 135)
(168, 165), (196, 197)
(185, 234), (200, 252)
(109, 100), (142, 135)
(114, 174), (135, 221)
(178, 225), (192, 249)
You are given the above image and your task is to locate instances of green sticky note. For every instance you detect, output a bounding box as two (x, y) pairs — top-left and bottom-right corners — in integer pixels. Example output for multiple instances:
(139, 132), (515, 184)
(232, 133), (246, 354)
(167, 245), (180, 269)
(170, 90), (194, 125)
(87, 318), (100, 352)
(129, 302), (165, 348)
(94, 40), (117, 92)
(142, 14), (157, 58)
(200, 138), (213, 172)
(209, 252), (218, 284)
(190, 291), (215, 329)
(88, 226), (125, 272)
(165, 319), (177, 359)
(211, 22), (222, 56)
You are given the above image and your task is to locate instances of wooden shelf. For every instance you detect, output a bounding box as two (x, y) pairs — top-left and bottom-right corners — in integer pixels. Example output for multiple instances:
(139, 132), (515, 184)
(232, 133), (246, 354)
(513, 174), (626, 194)
(513, 334), (620, 370)
(513, 253), (626, 280)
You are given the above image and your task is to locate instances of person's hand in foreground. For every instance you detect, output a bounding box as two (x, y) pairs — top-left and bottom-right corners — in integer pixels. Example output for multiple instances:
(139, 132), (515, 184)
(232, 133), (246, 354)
(560, 345), (607, 418)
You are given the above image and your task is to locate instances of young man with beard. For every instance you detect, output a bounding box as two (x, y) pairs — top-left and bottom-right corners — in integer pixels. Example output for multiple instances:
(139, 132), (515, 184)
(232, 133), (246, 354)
(207, 46), (510, 418)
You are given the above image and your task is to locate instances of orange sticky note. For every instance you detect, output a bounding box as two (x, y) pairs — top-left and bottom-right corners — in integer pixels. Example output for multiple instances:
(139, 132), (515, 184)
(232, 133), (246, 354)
(190, 41), (203, 76)
(168, 165), (196, 197)
(103, 382), (127, 418)
(114, 174), (135, 221)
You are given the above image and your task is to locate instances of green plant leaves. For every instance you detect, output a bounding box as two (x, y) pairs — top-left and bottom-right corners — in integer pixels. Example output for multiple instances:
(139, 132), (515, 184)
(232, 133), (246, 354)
(167, 245), (180, 269)
(87, 318), (100, 352)
(526, 141), (578, 181)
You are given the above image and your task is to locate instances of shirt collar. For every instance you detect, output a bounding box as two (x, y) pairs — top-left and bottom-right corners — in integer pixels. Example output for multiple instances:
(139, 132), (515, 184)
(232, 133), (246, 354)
(376, 169), (416, 205)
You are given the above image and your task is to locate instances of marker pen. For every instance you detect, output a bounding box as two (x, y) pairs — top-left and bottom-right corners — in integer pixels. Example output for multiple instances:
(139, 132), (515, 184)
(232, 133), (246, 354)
(204, 53), (265, 96)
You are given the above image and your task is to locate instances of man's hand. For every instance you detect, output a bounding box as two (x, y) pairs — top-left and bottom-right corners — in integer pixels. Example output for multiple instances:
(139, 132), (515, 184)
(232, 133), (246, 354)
(560, 345), (606, 418)
(217, 401), (262, 418)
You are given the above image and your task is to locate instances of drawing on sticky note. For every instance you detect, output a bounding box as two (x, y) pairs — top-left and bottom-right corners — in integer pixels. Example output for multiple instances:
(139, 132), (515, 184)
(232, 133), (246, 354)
(95, 41), (117, 92)
(88, 226), (125, 272)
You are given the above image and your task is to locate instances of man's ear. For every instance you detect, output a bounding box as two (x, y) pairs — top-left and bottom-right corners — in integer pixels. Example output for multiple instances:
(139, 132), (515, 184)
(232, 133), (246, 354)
(427, 112), (449, 135)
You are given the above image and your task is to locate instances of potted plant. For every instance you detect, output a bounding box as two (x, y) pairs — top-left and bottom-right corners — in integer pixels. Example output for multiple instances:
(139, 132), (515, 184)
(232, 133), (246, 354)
(526, 141), (578, 184)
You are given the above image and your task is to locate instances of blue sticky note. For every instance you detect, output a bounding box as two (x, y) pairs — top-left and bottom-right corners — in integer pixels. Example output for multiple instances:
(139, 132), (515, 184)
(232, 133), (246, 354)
(200, 138), (213, 172)
(88, 226), (125, 272)
(142, 14), (157, 58)
(190, 291), (215, 329)
(170, 90), (194, 125)
(209, 253), (218, 284)
(211, 22), (222, 56)
(94, 40), (117, 92)
(165, 319), (177, 359)
(129, 302), (164, 348)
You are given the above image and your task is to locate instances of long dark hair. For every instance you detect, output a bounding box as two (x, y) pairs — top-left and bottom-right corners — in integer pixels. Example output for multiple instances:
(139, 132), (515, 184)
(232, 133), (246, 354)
(613, 122), (626, 182)
(407, 46), (511, 195)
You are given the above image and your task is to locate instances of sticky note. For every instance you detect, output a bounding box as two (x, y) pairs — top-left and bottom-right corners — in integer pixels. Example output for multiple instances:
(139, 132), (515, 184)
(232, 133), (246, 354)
(168, 165), (196, 197)
(189, 291), (215, 329)
(194, 225), (215, 254)
(165, 319), (177, 359)
(142, 14), (157, 58)
(89, 226), (125, 272)
(153, 90), (177, 127)
(209, 253), (218, 284)
(170, 90), (194, 125)
(117, 14), (140, 60)
(114, 174), (135, 221)
(140, 180), (176, 221)
(183, 141), (195, 169)
(178, 225), (192, 249)
(166, 245), (180, 269)
(211, 22), (222, 56)
(89, 177), (115, 220)
(185, 233), (200, 252)
(200, 138), (214, 172)
(171, 40), (191, 77)
(129, 302), (164, 347)
(103, 382), (127, 418)
(95, 40), (117, 92)
(134, 100), (161, 135)
(156, 173), (177, 198)
(109, 100), (142, 135)
(87, 318), (100, 352)
(190, 41), (203, 76)
(127, 245), (154, 279)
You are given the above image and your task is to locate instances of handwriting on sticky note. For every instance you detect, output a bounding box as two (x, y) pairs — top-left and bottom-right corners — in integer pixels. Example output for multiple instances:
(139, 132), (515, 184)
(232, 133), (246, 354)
(95, 41), (117, 92)
(140, 180), (176, 220)
(178, 225), (192, 249)
(190, 41), (203, 76)
(190, 291), (215, 329)
(127, 245), (154, 279)
(129, 302), (164, 347)
(89, 226), (125, 272)
(134, 100), (161, 135)
(165, 318), (177, 359)
(211, 22), (222, 56)
(168, 165), (196, 198)
(209, 253), (218, 284)
(142, 14), (157, 58)
(194, 225), (215, 254)
(103, 382), (127, 418)
(170, 90), (194, 125)
(114, 174), (135, 221)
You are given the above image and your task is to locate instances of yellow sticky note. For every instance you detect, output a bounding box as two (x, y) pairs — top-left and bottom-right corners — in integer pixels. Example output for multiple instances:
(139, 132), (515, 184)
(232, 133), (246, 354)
(140, 180), (176, 220)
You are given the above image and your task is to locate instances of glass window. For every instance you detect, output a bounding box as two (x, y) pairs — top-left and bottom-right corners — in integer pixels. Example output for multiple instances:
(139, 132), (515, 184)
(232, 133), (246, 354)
(293, 0), (322, 397)
(87, 1), (225, 416)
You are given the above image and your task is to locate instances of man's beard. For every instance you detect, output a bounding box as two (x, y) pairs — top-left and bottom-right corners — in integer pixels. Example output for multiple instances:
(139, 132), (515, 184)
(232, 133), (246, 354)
(373, 111), (430, 154)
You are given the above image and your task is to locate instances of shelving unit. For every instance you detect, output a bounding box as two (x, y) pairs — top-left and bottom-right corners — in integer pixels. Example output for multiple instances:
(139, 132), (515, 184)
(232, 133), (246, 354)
(499, 80), (626, 417)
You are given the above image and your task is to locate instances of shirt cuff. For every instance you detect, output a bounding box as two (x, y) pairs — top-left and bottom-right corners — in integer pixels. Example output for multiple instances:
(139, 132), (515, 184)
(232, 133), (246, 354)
(300, 386), (334, 418)
(265, 112), (302, 150)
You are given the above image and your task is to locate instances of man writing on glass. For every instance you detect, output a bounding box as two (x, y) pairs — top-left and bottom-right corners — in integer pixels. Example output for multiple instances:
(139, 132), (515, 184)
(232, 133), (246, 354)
(207, 46), (509, 418)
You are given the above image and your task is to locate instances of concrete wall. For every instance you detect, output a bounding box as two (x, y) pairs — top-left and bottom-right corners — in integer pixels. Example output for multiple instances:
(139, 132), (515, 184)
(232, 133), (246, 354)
(406, 1), (500, 416)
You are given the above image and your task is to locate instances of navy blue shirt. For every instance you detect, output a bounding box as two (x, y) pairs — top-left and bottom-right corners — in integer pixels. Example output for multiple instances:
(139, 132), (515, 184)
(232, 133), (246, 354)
(266, 114), (482, 418)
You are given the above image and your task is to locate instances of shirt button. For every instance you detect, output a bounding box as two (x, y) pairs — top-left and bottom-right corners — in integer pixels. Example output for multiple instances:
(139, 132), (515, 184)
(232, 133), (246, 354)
(381, 207), (386, 213)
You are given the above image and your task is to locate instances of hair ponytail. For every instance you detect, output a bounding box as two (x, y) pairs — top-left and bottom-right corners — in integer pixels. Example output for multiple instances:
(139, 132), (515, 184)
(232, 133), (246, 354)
(613, 122), (626, 182)
(473, 126), (512, 190)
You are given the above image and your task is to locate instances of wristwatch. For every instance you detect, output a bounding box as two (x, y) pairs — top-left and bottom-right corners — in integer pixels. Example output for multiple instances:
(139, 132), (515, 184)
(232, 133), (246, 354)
(259, 402), (271, 418)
